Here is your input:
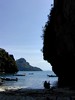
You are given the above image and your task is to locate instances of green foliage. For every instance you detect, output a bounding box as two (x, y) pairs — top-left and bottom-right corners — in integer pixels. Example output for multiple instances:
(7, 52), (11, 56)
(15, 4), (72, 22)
(0, 48), (18, 73)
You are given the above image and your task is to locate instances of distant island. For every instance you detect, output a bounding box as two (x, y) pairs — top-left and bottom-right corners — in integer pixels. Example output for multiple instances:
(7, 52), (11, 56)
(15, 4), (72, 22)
(16, 58), (42, 71)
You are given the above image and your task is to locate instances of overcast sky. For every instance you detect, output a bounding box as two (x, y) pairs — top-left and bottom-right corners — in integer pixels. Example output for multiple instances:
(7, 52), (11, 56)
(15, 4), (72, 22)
(0, 0), (53, 71)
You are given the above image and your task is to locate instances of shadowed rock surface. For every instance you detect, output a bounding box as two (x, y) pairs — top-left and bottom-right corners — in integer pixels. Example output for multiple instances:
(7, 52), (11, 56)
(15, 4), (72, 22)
(43, 0), (75, 88)
(0, 48), (18, 73)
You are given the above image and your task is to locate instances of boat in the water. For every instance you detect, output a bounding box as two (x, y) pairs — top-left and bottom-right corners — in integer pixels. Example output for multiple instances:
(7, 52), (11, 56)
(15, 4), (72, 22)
(0, 78), (4, 85)
(13, 74), (26, 76)
(47, 74), (57, 77)
(29, 73), (34, 75)
(0, 77), (18, 81)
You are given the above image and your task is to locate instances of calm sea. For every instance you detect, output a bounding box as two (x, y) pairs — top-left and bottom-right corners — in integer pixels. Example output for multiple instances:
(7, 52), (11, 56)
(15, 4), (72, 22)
(0, 71), (58, 91)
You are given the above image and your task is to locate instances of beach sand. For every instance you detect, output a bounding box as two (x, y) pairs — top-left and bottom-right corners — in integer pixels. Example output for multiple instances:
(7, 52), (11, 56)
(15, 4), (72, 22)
(0, 88), (75, 100)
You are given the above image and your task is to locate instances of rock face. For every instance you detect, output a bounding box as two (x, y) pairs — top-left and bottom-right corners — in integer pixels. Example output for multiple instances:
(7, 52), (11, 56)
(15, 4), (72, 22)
(43, 0), (75, 87)
(0, 48), (18, 73)
(16, 58), (42, 71)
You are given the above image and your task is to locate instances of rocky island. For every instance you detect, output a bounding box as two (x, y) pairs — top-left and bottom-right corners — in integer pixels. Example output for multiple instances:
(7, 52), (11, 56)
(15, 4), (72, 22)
(16, 58), (42, 71)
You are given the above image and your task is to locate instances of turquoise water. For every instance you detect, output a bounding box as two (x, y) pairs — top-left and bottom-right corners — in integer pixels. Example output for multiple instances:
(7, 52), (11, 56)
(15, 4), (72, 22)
(0, 71), (58, 91)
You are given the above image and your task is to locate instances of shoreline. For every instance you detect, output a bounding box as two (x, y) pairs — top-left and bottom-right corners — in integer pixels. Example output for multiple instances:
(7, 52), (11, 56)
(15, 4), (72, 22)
(0, 88), (75, 100)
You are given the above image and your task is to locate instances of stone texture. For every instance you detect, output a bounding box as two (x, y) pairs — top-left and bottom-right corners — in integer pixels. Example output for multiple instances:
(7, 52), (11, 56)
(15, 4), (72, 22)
(43, 0), (75, 87)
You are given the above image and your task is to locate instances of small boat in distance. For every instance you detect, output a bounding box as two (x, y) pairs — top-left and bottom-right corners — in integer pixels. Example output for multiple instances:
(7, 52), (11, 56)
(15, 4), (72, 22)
(0, 78), (4, 85)
(13, 74), (26, 76)
(1, 77), (18, 81)
(29, 73), (34, 75)
(47, 74), (57, 77)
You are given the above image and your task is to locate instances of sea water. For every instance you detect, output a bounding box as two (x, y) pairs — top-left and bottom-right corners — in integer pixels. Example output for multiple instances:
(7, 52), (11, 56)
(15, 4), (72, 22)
(0, 71), (58, 91)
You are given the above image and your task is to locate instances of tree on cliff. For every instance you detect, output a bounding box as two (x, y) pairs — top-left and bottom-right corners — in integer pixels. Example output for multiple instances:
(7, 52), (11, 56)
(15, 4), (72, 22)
(0, 48), (18, 73)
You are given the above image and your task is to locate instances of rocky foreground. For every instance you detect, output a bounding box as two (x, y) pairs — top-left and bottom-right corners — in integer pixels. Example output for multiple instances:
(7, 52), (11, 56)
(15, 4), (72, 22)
(0, 88), (75, 100)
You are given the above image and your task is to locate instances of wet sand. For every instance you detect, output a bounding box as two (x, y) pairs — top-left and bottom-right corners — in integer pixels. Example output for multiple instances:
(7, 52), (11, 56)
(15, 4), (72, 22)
(0, 88), (75, 100)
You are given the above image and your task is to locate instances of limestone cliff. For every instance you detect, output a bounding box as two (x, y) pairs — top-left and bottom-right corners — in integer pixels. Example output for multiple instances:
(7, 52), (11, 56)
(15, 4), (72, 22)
(43, 0), (75, 87)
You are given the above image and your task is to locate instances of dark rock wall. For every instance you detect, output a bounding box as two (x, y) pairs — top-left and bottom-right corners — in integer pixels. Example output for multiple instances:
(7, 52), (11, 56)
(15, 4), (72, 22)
(43, 0), (75, 87)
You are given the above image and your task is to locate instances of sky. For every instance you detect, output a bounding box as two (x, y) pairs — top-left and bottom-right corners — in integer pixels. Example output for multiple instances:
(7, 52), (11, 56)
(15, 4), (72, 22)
(0, 0), (53, 71)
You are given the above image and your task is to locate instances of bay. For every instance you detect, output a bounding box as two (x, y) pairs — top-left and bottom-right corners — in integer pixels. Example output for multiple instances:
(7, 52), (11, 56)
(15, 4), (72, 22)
(0, 71), (58, 91)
